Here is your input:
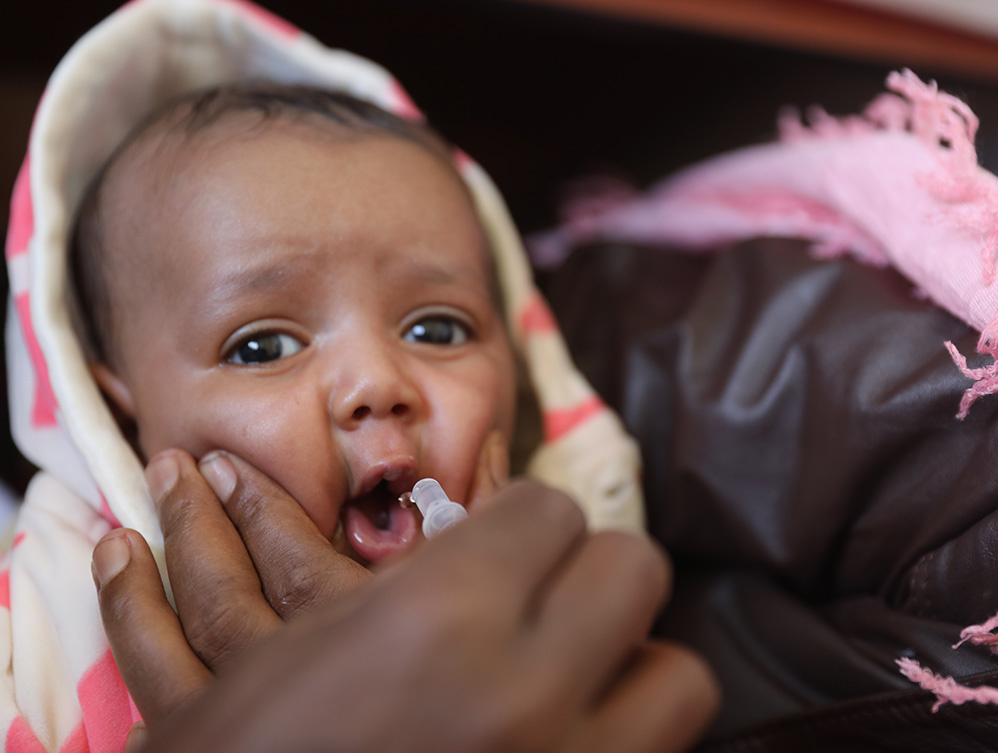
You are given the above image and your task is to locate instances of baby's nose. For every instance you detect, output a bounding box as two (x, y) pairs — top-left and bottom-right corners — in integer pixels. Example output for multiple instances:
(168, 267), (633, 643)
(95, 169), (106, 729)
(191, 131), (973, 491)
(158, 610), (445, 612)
(328, 344), (422, 429)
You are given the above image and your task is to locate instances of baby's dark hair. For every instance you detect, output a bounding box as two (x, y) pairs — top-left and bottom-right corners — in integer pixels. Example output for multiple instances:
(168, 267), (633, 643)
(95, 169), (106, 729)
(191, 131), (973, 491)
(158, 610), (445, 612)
(71, 82), (452, 365)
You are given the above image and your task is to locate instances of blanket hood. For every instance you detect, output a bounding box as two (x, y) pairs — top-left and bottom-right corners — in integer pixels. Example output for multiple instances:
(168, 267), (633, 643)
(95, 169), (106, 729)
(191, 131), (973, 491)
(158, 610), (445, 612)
(4, 0), (645, 562)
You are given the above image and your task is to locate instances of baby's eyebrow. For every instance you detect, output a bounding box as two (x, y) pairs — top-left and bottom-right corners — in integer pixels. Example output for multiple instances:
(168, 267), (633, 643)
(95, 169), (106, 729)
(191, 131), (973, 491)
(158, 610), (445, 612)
(213, 263), (295, 296)
(193, 249), (490, 321)
(195, 257), (309, 317)
(404, 264), (460, 285)
(395, 255), (490, 287)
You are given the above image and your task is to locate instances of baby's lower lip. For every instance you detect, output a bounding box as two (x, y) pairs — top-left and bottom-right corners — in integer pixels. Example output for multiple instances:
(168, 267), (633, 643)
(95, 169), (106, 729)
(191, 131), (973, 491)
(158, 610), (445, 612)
(341, 495), (419, 564)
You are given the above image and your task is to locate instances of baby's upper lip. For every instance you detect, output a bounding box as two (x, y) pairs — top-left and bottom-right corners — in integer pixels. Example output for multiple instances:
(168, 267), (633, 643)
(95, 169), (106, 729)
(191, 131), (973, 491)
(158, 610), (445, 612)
(352, 457), (420, 500)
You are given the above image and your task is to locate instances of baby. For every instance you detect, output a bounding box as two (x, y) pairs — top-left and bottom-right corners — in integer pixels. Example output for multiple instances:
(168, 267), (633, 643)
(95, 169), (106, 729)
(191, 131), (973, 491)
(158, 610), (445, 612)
(73, 83), (518, 565)
(1, 1), (646, 748)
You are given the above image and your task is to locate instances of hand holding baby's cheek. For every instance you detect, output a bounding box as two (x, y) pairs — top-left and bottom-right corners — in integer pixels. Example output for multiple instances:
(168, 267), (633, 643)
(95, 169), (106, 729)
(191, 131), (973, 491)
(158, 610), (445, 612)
(93, 527), (211, 726)
(155, 450), (371, 646)
(196, 450), (372, 614)
(148, 450), (281, 672)
(132, 479), (717, 753)
(96, 448), (373, 725)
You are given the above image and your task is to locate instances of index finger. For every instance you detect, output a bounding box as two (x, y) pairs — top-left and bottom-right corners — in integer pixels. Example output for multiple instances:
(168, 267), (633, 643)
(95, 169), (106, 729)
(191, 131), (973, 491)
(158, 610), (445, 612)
(197, 451), (372, 619)
(148, 450), (281, 670)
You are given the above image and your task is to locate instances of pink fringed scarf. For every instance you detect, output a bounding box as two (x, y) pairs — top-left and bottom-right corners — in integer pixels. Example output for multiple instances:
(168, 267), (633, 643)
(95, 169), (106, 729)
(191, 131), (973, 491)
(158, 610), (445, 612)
(532, 69), (998, 421)
(530, 69), (998, 710)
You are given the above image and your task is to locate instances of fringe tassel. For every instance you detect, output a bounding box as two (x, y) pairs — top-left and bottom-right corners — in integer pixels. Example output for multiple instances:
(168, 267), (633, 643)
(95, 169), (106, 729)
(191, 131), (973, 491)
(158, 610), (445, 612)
(779, 70), (978, 164)
(898, 611), (998, 711)
(873, 71), (998, 416)
(944, 318), (998, 419)
(954, 611), (998, 652)
(897, 657), (998, 712)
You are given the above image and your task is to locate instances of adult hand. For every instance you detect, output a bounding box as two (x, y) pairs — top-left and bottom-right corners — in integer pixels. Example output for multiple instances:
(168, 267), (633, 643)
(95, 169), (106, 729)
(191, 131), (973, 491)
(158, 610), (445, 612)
(121, 480), (718, 753)
(92, 448), (366, 719)
(96, 430), (511, 726)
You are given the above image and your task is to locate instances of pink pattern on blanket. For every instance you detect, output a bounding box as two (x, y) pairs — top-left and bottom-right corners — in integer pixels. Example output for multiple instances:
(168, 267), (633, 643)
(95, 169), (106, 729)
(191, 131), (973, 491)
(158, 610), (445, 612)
(388, 81), (424, 122)
(98, 494), (122, 529)
(0, 571), (9, 611)
(14, 294), (58, 428)
(6, 717), (91, 753)
(5, 158), (31, 260)
(77, 649), (140, 753)
(5, 718), (46, 753)
(518, 293), (558, 335)
(543, 395), (604, 443)
(58, 724), (87, 753)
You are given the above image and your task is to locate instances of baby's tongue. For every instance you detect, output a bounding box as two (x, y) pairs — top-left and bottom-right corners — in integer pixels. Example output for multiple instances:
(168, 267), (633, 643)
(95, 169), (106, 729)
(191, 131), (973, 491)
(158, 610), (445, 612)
(342, 490), (419, 564)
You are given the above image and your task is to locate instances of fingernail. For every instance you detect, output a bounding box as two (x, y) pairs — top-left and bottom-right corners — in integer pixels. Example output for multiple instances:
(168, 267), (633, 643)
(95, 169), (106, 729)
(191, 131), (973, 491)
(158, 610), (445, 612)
(145, 452), (179, 506)
(124, 722), (148, 753)
(199, 452), (237, 503)
(92, 532), (130, 588)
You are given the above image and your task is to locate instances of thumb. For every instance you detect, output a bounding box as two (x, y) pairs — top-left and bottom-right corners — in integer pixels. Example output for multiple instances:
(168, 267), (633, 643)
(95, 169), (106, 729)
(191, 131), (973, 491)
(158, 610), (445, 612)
(124, 722), (148, 753)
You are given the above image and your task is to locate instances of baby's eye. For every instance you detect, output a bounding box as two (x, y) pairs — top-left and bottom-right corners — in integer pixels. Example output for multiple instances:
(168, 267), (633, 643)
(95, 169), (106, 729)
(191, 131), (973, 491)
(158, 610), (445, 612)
(403, 316), (470, 346)
(225, 333), (304, 365)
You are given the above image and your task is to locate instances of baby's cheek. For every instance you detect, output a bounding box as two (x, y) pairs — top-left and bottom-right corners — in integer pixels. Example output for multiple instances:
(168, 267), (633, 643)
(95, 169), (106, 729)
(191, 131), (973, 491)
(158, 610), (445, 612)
(241, 431), (342, 537)
(188, 401), (343, 538)
(482, 346), (518, 440)
(426, 382), (506, 501)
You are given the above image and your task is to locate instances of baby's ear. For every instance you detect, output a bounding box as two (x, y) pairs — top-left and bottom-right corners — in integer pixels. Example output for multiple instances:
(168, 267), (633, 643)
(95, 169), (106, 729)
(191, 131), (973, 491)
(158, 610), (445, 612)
(89, 362), (136, 420)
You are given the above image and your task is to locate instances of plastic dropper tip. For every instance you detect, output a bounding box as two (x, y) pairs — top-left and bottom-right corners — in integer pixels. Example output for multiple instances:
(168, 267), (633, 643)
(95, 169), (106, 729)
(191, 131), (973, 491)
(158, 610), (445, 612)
(409, 478), (467, 538)
(410, 478), (449, 515)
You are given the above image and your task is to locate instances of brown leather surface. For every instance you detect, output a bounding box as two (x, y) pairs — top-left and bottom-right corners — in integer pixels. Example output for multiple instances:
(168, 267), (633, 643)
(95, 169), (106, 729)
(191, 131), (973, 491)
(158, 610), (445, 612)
(542, 238), (998, 749)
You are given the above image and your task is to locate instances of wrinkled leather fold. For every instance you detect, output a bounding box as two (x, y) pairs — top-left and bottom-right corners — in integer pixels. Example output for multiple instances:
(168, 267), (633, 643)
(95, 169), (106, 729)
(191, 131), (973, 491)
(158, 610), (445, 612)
(543, 238), (998, 747)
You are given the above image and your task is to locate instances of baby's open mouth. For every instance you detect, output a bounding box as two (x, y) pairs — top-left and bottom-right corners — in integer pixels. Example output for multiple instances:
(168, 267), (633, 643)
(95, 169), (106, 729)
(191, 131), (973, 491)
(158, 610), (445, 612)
(341, 479), (419, 564)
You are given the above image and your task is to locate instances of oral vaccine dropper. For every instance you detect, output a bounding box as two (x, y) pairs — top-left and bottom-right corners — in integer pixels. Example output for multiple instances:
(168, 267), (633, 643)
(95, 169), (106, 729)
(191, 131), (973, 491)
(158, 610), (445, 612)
(408, 478), (468, 538)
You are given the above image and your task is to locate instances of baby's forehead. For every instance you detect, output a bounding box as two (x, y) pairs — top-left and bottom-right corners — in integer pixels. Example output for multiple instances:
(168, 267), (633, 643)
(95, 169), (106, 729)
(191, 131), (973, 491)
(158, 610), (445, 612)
(106, 86), (453, 182)
(105, 106), (417, 199)
(100, 102), (476, 251)
(96, 105), (498, 301)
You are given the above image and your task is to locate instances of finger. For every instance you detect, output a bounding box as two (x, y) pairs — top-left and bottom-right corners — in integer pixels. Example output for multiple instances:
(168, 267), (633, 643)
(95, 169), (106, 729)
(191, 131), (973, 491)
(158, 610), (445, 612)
(148, 450), (281, 670)
(528, 531), (670, 701)
(466, 429), (510, 511)
(198, 451), (372, 619)
(124, 722), (148, 753)
(391, 480), (588, 618)
(93, 528), (212, 725)
(584, 641), (720, 753)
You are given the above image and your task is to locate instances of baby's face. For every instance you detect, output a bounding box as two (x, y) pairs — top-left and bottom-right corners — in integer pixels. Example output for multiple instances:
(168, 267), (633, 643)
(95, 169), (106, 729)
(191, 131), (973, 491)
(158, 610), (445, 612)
(96, 117), (517, 564)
